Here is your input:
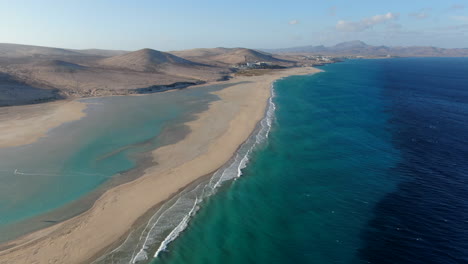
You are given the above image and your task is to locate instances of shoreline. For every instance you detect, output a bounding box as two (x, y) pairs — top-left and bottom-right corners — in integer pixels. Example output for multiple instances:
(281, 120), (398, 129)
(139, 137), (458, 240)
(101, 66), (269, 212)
(0, 67), (321, 264)
(0, 100), (87, 148)
(0, 81), (202, 149)
(96, 80), (279, 263)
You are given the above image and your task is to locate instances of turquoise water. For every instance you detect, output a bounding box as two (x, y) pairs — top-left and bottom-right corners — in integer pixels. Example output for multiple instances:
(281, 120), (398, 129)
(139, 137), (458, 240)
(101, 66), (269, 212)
(148, 60), (402, 264)
(146, 58), (468, 264)
(0, 83), (233, 242)
(4, 58), (467, 263)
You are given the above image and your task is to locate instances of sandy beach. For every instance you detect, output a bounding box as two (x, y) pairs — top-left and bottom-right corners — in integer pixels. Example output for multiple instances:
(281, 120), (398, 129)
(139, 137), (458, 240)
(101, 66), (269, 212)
(0, 100), (87, 148)
(0, 67), (320, 264)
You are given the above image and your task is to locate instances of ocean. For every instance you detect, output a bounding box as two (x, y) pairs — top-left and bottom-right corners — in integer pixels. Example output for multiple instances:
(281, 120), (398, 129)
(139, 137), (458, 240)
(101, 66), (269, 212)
(143, 58), (468, 264)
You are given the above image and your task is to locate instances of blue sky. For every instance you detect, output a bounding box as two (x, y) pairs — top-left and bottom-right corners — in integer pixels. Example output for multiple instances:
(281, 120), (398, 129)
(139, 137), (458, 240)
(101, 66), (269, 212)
(1, 0), (467, 50)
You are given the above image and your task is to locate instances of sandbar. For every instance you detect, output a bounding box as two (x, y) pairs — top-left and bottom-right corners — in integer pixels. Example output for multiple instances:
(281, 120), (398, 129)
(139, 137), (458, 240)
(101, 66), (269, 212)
(0, 67), (320, 264)
(0, 100), (87, 148)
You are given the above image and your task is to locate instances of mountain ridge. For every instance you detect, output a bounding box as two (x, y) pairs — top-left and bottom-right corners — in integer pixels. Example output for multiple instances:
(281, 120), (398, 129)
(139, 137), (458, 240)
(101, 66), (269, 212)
(262, 41), (468, 57)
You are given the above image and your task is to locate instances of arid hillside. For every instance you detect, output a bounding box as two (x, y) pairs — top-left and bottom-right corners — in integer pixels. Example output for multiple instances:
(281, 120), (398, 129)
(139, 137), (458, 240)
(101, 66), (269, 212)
(0, 44), (239, 106)
(171, 47), (294, 66)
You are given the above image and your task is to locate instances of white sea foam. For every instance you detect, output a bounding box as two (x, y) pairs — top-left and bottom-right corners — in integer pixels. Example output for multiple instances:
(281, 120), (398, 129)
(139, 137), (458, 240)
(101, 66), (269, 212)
(95, 83), (278, 264)
(130, 185), (203, 263)
(152, 197), (199, 259)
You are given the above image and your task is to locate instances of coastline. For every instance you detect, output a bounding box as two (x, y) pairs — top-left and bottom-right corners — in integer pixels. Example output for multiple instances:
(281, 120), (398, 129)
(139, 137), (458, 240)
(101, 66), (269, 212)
(0, 67), (321, 264)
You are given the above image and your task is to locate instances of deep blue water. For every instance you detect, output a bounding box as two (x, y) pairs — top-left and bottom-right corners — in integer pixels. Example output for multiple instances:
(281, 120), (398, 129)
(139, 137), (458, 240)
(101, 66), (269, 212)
(359, 58), (468, 264)
(148, 58), (468, 264)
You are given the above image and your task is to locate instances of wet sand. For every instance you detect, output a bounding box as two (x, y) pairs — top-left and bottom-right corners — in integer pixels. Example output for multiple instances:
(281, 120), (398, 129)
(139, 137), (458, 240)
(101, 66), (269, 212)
(0, 67), (320, 264)
(0, 100), (87, 148)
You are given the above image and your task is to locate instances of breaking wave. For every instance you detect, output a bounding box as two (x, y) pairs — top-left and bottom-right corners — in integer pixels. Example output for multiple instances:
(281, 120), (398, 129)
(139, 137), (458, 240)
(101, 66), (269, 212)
(94, 84), (278, 264)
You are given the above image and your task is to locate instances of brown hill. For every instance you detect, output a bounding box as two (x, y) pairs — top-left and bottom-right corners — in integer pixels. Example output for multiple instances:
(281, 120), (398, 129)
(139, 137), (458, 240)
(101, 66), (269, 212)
(0, 72), (61, 106)
(0, 44), (289, 107)
(170, 47), (232, 58)
(99, 48), (197, 72)
(68, 49), (129, 57)
(33, 60), (87, 72)
(212, 48), (288, 64)
(0, 43), (83, 58)
(171, 48), (292, 66)
(0, 43), (129, 59)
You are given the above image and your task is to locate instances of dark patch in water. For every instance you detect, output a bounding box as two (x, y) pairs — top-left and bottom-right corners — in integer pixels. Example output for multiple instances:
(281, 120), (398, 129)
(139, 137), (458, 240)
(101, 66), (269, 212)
(359, 58), (468, 264)
(134, 82), (204, 94)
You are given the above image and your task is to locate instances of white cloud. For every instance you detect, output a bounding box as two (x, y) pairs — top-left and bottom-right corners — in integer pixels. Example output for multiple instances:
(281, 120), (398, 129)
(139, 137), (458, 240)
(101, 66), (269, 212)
(409, 9), (431, 19)
(336, 13), (399, 32)
(288, 20), (299, 25)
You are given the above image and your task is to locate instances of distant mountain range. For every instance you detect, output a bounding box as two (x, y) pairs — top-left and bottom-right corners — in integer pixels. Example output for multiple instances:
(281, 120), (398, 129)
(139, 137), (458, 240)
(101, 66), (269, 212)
(263, 40), (468, 57)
